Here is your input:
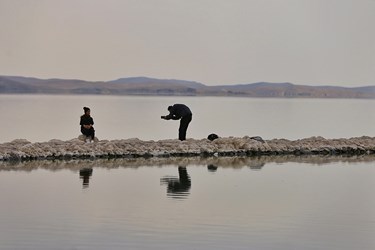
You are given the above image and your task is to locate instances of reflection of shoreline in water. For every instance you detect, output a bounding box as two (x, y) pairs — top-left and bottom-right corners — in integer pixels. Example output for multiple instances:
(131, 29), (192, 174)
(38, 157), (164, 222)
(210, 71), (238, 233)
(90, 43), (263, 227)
(1, 155), (375, 172)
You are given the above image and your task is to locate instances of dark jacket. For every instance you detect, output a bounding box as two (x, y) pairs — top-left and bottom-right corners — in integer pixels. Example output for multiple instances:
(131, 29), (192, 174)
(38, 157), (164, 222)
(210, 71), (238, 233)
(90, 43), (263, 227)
(165, 104), (192, 120)
(80, 115), (94, 126)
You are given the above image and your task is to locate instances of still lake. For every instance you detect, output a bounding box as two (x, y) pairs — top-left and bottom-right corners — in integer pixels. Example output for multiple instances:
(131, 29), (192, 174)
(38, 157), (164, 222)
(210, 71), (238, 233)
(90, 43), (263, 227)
(1, 94), (375, 142)
(0, 95), (375, 250)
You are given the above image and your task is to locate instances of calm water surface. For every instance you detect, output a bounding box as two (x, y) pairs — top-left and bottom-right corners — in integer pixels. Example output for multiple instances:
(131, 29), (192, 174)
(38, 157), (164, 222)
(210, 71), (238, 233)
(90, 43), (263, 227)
(1, 95), (375, 142)
(0, 157), (374, 250)
(1, 95), (375, 249)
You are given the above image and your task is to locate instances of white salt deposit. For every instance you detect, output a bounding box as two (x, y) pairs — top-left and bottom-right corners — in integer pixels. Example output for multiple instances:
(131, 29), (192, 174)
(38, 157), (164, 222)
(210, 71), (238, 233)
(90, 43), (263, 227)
(0, 136), (374, 161)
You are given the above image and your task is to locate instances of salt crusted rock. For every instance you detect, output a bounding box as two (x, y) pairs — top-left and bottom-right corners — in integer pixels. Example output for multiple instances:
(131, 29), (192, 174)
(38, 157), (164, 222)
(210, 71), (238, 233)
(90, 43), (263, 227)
(0, 136), (375, 161)
(78, 135), (99, 143)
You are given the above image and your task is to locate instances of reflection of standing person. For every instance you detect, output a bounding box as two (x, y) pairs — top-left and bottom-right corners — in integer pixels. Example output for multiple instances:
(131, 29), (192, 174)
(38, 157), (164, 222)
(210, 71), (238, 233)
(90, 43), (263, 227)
(161, 104), (192, 141)
(160, 166), (191, 199)
(80, 107), (95, 141)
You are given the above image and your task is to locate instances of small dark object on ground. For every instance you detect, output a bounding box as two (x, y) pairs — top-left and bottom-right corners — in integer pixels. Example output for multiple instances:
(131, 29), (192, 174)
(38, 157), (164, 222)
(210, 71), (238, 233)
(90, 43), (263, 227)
(207, 134), (219, 141)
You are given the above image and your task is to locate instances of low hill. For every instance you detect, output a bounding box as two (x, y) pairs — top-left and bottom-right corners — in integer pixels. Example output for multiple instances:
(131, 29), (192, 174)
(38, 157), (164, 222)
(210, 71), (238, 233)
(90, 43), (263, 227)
(208, 82), (373, 98)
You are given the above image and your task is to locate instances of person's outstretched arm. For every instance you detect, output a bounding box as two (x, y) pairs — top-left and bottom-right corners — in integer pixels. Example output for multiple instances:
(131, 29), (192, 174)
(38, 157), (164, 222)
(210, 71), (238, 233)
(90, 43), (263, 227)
(162, 113), (180, 120)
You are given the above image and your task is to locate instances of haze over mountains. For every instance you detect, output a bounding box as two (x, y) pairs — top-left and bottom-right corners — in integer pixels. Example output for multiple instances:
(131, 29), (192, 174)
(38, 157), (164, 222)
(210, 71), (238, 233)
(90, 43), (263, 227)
(1, 75), (375, 98)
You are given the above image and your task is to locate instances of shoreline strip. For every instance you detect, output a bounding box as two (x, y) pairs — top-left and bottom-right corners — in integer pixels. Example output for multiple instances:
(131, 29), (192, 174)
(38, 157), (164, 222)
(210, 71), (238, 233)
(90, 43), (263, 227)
(1, 136), (375, 161)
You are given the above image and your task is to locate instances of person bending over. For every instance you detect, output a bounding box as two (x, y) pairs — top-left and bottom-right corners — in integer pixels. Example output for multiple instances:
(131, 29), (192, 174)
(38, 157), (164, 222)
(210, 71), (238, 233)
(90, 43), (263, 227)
(161, 104), (192, 141)
(80, 107), (95, 141)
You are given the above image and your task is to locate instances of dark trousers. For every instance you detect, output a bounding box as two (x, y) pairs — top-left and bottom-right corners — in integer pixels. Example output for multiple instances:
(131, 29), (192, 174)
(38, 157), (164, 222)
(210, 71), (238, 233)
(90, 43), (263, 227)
(179, 114), (192, 141)
(81, 127), (95, 140)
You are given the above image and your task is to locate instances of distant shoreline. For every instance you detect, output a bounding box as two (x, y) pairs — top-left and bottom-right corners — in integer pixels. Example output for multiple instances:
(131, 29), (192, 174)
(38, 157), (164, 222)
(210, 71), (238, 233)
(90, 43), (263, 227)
(1, 92), (375, 100)
(1, 75), (375, 99)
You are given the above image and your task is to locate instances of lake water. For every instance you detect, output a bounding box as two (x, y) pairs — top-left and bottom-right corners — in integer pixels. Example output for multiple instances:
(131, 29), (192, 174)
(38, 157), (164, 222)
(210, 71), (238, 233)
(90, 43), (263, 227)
(0, 95), (375, 249)
(0, 157), (374, 250)
(1, 94), (375, 142)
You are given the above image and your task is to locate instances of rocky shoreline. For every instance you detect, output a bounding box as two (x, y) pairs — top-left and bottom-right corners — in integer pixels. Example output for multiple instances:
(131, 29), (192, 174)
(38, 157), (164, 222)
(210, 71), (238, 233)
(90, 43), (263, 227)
(1, 136), (375, 161)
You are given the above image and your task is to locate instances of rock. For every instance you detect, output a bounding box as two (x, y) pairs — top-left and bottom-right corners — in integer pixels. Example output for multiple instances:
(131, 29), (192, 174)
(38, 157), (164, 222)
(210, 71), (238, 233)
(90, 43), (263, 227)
(78, 135), (86, 141)
(78, 135), (99, 142)
(207, 134), (219, 141)
(250, 136), (265, 143)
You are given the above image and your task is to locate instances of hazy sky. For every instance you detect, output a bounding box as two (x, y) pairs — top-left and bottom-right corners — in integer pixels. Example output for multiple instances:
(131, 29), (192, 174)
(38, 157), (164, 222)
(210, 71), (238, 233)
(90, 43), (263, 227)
(1, 0), (374, 86)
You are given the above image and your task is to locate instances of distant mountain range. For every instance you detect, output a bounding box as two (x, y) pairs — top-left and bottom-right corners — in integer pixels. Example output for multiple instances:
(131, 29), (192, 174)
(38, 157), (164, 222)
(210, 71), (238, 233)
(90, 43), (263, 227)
(1, 75), (375, 98)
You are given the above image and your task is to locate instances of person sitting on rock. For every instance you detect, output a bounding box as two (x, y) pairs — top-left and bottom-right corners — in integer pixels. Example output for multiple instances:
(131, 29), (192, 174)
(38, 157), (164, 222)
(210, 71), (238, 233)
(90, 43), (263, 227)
(161, 104), (192, 141)
(80, 107), (95, 142)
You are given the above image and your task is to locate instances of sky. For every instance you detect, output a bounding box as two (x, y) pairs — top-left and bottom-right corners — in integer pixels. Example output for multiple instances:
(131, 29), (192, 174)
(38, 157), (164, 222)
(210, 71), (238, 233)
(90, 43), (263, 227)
(0, 0), (374, 87)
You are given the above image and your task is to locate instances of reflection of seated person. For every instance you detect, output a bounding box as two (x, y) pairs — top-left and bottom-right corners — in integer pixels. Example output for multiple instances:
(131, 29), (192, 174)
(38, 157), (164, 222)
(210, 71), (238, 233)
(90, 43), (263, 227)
(160, 166), (191, 199)
(79, 168), (93, 188)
